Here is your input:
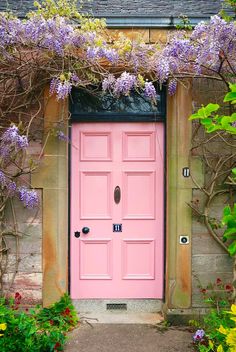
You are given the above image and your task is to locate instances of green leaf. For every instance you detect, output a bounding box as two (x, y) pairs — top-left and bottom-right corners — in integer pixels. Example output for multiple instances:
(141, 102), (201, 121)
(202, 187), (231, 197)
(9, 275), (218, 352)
(223, 205), (231, 216)
(189, 104), (219, 120)
(199, 104), (219, 118)
(201, 118), (213, 125)
(221, 115), (231, 127)
(206, 125), (220, 133)
(205, 103), (220, 114)
(229, 83), (236, 92)
(228, 241), (236, 256)
(223, 227), (236, 240)
(224, 91), (236, 102)
(230, 112), (236, 121)
(189, 113), (201, 120)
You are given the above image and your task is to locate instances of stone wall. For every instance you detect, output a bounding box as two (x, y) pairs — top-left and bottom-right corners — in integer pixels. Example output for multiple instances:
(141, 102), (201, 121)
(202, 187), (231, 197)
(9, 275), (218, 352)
(191, 78), (234, 307)
(3, 141), (43, 305)
(1, 29), (234, 309)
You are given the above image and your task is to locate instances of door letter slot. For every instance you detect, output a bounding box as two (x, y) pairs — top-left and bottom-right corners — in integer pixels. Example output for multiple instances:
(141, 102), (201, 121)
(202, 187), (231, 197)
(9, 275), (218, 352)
(114, 186), (121, 204)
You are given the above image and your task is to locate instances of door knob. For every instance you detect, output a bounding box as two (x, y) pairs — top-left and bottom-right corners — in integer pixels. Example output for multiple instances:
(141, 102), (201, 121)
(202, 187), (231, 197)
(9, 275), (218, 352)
(74, 231), (80, 238)
(82, 227), (90, 234)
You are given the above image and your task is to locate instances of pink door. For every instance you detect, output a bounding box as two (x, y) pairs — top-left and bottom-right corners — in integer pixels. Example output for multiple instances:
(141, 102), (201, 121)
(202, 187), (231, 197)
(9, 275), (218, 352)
(71, 123), (164, 299)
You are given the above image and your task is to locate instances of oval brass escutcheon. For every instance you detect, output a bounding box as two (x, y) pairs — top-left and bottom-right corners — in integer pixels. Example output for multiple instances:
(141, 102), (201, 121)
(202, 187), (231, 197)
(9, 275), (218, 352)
(114, 186), (121, 204)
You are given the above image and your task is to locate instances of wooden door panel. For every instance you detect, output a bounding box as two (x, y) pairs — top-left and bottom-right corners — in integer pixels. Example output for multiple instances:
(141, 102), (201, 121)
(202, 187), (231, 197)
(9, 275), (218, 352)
(80, 171), (112, 219)
(71, 122), (164, 299)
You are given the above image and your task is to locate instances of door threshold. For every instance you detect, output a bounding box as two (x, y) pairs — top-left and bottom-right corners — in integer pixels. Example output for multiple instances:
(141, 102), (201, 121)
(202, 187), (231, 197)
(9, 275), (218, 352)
(73, 299), (163, 323)
(78, 311), (163, 325)
(73, 299), (163, 313)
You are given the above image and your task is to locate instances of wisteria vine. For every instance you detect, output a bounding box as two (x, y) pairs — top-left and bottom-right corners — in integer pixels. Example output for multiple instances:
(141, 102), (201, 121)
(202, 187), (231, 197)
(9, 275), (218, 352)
(1, 9), (236, 102)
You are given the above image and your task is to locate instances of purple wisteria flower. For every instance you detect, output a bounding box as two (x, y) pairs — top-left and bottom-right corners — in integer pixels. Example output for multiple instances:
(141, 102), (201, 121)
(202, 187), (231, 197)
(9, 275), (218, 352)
(1, 125), (28, 148)
(71, 73), (80, 84)
(0, 125), (28, 162)
(86, 46), (100, 59)
(1, 12), (236, 97)
(18, 187), (39, 209)
(50, 78), (72, 100)
(0, 170), (7, 187)
(102, 48), (119, 64)
(2, 125), (19, 143)
(154, 58), (170, 83)
(56, 80), (72, 100)
(193, 329), (205, 342)
(113, 72), (137, 96)
(144, 81), (157, 101)
(0, 14), (89, 58)
(57, 131), (69, 142)
(7, 181), (17, 196)
(50, 77), (59, 95)
(168, 79), (177, 96)
(87, 46), (119, 64)
(102, 74), (116, 92)
(0, 170), (17, 196)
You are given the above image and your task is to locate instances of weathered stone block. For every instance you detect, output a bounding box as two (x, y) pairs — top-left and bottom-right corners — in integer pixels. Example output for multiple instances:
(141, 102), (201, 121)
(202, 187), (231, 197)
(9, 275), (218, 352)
(7, 253), (42, 273)
(109, 28), (150, 42)
(3, 272), (42, 291)
(192, 233), (228, 255)
(32, 155), (68, 189)
(192, 272), (233, 292)
(149, 29), (168, 43)
(4, 224), (42, 253)
(192, 272), (233, 307)
(192, 254), (216, 272)
(190, 157), (204, 188)
(215, 254), (233, 272)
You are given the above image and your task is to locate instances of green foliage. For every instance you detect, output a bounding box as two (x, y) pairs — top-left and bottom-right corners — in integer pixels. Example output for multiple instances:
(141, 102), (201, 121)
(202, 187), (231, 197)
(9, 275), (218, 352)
(222, 204), (236, 256)
(189, 104), (220, 120)
(217, 304), (236, 352)
(223, 83), (236, 104)
(28, 0), (82, 19)
(192, 276), (235, 351)
(80, 17), (107, 32)
(220, 0), (236, 21)
(190, 84), (236, 258)
(37, 293), (78, 329)
(190, 84), (236, 134)
(0, 293), (78, 352)
(192, 309), (234, 352)
(176, 15), (193, 30)
(189, 105), (236, 134)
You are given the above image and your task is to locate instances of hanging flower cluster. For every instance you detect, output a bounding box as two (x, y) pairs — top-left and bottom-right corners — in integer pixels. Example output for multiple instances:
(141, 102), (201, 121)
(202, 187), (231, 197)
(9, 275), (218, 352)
(0, 125), (28, 163)
(18, 187), (39, 209)
(0, 126), (39, 209)
(1, 9), (236, 101)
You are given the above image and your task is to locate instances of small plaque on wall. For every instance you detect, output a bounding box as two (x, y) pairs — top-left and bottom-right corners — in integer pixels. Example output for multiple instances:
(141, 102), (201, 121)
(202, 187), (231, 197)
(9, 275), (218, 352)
(113, 224), (122, 232)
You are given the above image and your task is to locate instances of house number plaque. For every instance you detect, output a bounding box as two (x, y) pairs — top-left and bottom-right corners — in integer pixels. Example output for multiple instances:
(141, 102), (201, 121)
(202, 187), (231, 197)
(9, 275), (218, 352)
(113, 224), (122, 232)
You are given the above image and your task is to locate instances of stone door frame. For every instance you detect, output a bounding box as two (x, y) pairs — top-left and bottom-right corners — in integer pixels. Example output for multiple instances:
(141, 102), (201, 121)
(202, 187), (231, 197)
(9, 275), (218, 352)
(32, 81), (193, 309)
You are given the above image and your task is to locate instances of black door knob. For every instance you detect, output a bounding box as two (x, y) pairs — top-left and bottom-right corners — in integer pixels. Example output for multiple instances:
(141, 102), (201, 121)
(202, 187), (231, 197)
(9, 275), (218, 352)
(82, 227), (90, 234)
(74, 231), (80, 238)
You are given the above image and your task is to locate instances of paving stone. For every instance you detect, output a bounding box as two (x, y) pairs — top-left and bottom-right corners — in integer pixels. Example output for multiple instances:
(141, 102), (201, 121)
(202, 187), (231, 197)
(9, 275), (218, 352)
(65, 324), (194, 352)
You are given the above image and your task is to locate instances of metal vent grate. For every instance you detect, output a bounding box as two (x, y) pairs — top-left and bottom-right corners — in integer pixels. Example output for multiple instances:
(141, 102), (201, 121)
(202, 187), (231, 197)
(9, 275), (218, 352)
(106, 303), (127, 310)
